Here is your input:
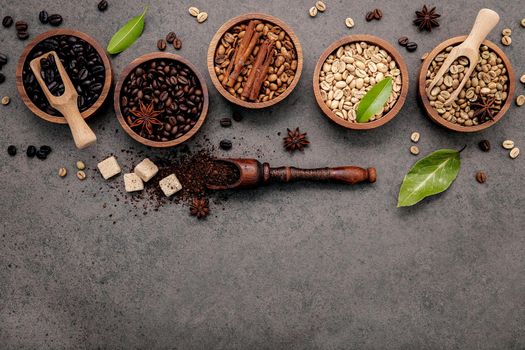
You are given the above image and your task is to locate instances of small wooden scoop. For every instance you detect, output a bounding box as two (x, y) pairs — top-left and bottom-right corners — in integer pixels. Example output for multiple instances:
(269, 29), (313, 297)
(206, 158), (376, 190)
(426, 9), (500, 106)
(30, 51), (96, 149)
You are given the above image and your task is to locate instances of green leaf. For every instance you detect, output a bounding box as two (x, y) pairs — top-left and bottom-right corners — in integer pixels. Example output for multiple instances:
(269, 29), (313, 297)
(356, 77), (393, 123)
(397, 149), (461, 207)
(107, 7), (148, 54)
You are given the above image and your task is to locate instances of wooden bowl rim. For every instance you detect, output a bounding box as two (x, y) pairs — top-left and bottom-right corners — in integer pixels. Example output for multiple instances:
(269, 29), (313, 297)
(312, 34), (409, 130)
(207, 12), (303, 109)
(15, 28), (113, 125)
(418, 36), (515, 133)
(114, 52), (209, 148)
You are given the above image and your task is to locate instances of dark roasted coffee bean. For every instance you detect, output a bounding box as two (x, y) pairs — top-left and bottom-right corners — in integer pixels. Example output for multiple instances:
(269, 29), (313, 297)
(48, 14), (63, 26)
(26, 145), (37, 157)
(98, 0), (108, 12)
(406, 42), (418, 52)
(39, 145), (52, 155)
(17, 31), (29, 40)
(7, 145), (17, 156)
(373, 8), (383, 19)
(365, 11), (375, 22)
(39, 10), (49, 24)
(478, 140), (490, 152)
(398, 36), (409, 47)
(232, 111), (243, 122)
(15, 21), (28, 31)
(0, 53), (7, 66)
(2, 16), (13, 28)
(157, 39), (167, 51)
(35, 150), (47, 160)
(220, 117), (232, 127)
(475, 171), (487, 184)
(173, 38), (182, 50)
(0, 73), (5, 84)
(166, 32), (176, 44)
(219, 139), (232, 150)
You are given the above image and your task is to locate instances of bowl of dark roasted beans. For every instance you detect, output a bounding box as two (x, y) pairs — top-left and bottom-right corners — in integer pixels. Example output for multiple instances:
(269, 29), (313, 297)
(114, 52), (209, 147)
(16, 29), (112, 124)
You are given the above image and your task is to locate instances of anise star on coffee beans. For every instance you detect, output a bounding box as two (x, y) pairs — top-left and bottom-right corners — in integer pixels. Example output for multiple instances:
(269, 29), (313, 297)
(190, 197), (209, 219)
(129, 101), (163, 135)
(470, 96), (499, 123)
(413, 5), (441, 32)
(283, 128), (310, 153)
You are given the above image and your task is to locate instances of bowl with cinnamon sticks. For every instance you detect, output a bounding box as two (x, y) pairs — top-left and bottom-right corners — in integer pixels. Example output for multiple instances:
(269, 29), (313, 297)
(207, 13), (303, 109)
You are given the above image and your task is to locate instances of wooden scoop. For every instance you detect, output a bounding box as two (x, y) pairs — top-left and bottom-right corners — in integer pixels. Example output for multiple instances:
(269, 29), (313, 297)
(426, 9), (500, 106)
(30, 51), (96, 149)
(206, 158), (376, 190)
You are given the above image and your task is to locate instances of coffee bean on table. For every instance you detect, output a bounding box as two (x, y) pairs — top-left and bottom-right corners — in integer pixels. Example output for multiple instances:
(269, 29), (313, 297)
(98, 0), (108, 12)
(39, 145), (52, 155)
(232, 111), (243, 122)
(0, 73), (5, 84)
(398, 36), (409, 47)
(478, 140), (490, 152)
(406, 42), (418, 52)
(2, 16), (13, 28)
(365, 11), (375, 22)
(7, 145), (17, 156)
(48, 14), (63, 26)
(157, 39), (167, 51)
(373, 8), (383, 20)
(219, 139), (232, 150)
(39, 10), (49, 24)
(220, 117), (232, 127)
(166, 32), (176, 44)
(173, 38), (182, 50)
(36, 150), (47, 160)
(475, 171), (487, 184)
(26, 145), (37, 157)
(15, 20), (28, 31)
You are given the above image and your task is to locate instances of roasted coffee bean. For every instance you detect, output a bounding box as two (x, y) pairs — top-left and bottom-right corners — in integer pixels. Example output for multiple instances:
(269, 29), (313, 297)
(398, 36), (409, 47)
(0, 53), (7, 66)
(406, 42), (418, 52)
(365, 11), (375, 22)
(173, 38), (182, 50)
(15, 20), (28, 31)
(166, 32), (176, 44)
(373, 8), (383, 19)
(220, 117), (232, 127)
(2, 16), (13, 28)
(17, 31), (29, 40)
(39, 10), (49, 24)
(219, 139), (232, 150)
(39, 145), (52, 155)
(36, 150), (47, 160)
(478, 140), (490, 152)
(157, 39), (167, 51)
(475, 171), (487, 184)
(48, 14), (63, 26)
(232, 111), (243, 122)
(0, 73), (5, 84)
(26, 145), (37, 157)
(98, 0), (108, 12)
(7, 145), (17, 156)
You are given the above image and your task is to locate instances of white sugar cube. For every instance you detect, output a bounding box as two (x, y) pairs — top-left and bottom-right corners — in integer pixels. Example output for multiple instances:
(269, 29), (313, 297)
(159, 174), (182, 197)
(134, 158), (159, 182)
(124, 173), (144, 192)
(97, 156), (121, 179)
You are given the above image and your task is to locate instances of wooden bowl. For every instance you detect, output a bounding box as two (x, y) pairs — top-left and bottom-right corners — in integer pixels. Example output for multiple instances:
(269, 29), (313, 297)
(16, 29), (113, 124)
(207, 13), (303, 109)
(418, 36), (515, 132)
(313, 35), (409, 130)
(114, 52), (209, 148)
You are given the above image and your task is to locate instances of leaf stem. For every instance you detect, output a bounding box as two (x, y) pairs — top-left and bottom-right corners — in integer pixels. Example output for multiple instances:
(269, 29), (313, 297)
(458, 145), (467, 153)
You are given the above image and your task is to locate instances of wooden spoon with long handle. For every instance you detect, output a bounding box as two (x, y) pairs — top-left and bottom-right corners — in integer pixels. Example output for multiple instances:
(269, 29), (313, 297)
(426, 9), (500, 106)
(30, 51), (97, 149)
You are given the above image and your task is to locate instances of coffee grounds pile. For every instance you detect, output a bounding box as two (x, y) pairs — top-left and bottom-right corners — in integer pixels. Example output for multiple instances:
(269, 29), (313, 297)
(206, 160), (240, 186)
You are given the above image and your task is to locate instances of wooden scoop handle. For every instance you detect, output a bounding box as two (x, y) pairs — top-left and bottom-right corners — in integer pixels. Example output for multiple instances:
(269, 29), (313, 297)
(267, 165), (376, 185)
(54, 103), (97, 149)
(463, 9), (500, 50)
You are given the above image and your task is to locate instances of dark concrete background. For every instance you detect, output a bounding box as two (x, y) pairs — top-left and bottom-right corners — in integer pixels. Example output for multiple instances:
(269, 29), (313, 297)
(1, 0), (524, 349)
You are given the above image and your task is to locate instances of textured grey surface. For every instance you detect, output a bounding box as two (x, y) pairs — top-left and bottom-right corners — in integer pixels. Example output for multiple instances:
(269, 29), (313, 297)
(1, 0), (524, 349)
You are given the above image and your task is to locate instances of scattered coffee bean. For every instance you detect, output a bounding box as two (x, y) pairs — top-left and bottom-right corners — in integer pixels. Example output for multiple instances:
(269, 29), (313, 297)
(406, 42), (418, 52)
(373, 8), (383, 19)
(1, 96), (10, 105)
(501, 35), (511, 46)
(502, 140), (515, 150)
(475, 171), (486, 184)
(48, 14), (63, 26)
(410, 145), (419, 155)
(345, 17), (354, 28)
(166, 32), (176, 44)
(98, 0), (108, 12)
(478, 140), (490, 152)
(77, 170), (86, 180)
(315, 1), (326, 12)
(36, 150), (47, 160)
(17, 31), (29, 40)
(398, 36), (409, 47)
(309, 7), (318, 17)
(39, 10), (49, 24)
(7, 145), (17, 156)
(196, 12), (208, 23)
(502, 28), (512, 36)
(516, 94), (525, 106)
(220, 139), (232, 150)
(232, 111), (243, 122)
(173, 38), (182, 50)
(26, 145), (37, 157)
(220, 117), (232, 127)
(15, 20), (28, 31)
(188, 6), (200, 17)
(2, 16), (13, 28)
(365, 11), (375, 22)
(157, 39), (167, 51)
(58, 167), (67, 177)
(410, 132), (420, 143)
(0, 73), (5, 84)
(76, 160), (86, 170)
(510, 147), (520, 159)
(39, 145), (52, 155)
(0, 53), (8, 66)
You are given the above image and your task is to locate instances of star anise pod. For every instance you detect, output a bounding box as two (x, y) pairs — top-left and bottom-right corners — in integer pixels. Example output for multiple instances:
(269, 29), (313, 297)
(128, 101), (163, 135)
(190, 197), (209, 219)
(413, 5), (441, 32)
(283, 127), (310, 152)
(470, 96), (499, 124)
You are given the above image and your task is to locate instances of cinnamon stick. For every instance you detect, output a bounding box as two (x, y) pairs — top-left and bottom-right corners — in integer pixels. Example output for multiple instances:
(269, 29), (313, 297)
(248, 41), (275, 101)
(226, 21), (260, 87)
(241, 39), (273, 99)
